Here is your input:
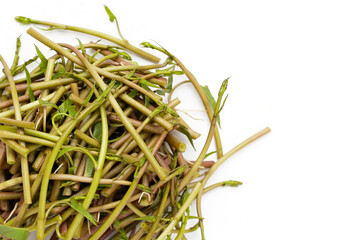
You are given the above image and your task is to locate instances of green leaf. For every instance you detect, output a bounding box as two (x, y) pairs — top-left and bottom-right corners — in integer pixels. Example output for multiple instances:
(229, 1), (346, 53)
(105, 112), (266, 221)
(104, 5), (116, 22)
(139, 79), (161, 89)
(12, 56), (38, 75)
(134, 156), (147, 177)
(204, 150), (217, 159)
(68, 166), (76, 175)
(60, 181), (73, 188)
(89, 49), (101, 63)
(99, 80), (115, 100)
(117, 228), (129, 240)
(83, 85), (95, 107)
(58, 99), (76, 118)
(202, 85), (216, 110)
(24, 67), (35, 102)
(59, 99), (70, 114)
(0, 225), (29, 240)
(155, 89), (165, 96)
(128, 89), (138, 98)
(178, 125), (195, 150)
(125, 69), (136, 79)
(164, 70), (184, 75)
(137, 184), (152, 194)
(70, 198), (97, 225)
(38, 99), (60, 111)
(52, 64), (65, 79)
(134, 216), (156, 222)
(113, 81), (122, 89)
(97, 184), (112, 189)
(34, 44), (48, 73)
(144, 95), (150, 108)
(85, 156), (94, 177)
(76, 38), (86, 56)
(202, 85), (221, 127)
(166, 74), (173, 93)
(67, 104), (77, 118)
(170, 151), (178, 169)
(56, 147), (97, 171)
(163, 105), (178, 118)
(92, 122), (102, 141)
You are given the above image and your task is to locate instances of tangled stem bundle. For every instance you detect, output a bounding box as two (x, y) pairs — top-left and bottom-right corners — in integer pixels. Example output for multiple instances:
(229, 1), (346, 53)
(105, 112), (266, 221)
(0, 12), (270, 240)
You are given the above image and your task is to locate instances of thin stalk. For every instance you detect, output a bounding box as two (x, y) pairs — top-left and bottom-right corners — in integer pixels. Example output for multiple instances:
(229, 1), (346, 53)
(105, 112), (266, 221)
(49, 160), (67, 202)
(0, 117), (35, 129)
(174, 215), (188, 240)
(6, 77), (77, 92)
(65, 105), (109, 239)
(10, 36), (21, 72)
(36, 89), (110, 239)
(42, 58), (56, 131)
(5, 144), (16, 165)
(119, 93), (172, 131)
(74, 129), (100, 148)
(0, 130), (56, 147)
(0, 54), (32, 204)
(57, 41), (166, 180)
(0, 89), (57, 118)
(195, 127), (271, 237)
(24, 128), (60, 142)
(32, 151), (46, 171)
(151, 48), (224, 157)
(144, 183), (170, 240)
(90, 162), (150, 240)
(27, 29), (161, 103)
(92, 52), (119, 66)
(156, 182), (201, 240)
(16, 17), (160, 62)
(0, 192), (22, 200)
(165, 134), (186, 152)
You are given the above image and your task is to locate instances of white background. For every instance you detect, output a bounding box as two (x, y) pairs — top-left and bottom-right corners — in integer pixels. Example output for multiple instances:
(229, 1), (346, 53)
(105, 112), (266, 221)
(1, 0), (360, 239)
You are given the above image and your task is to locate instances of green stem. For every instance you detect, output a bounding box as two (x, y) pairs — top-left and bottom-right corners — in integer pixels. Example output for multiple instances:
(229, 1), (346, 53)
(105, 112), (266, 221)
(36, 91), (109, 239)
(0, 117), (35, 129)
(0, 89), (58, 118)
(24, 128), (60, 142)
(16, 17), (160, 63)
(156, 182), (201, 240)
(65, 105), (108, 239)
(196, 127), (271, 239)
(26, 28), (168, 180)
(0, 54), (32, 204)
(89, 163), (150, 240)
(42, 58), (56, 131)
(143, 183), (170, 240)
(10, 36), (21, 72)
(143, 46), (224, 157)
(1, 138), (29, 157)
(0, 130), (56, 147)
(74, 129), (100, 148)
